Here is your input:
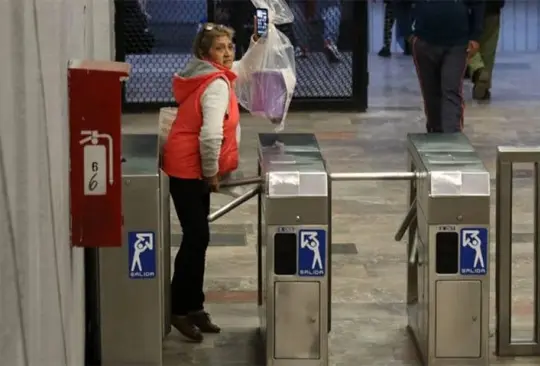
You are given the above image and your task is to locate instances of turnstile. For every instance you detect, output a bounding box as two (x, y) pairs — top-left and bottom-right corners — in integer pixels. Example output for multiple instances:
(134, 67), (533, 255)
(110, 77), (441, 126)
(86, 130), (491, 366)
(96, 133), (171, 366)
(257, 133), (330, 366)
(400, 133), (491, 365)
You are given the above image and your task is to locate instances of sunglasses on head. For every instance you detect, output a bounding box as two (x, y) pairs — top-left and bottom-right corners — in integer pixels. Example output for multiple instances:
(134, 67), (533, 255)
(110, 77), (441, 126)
(202, 23), (227, 31)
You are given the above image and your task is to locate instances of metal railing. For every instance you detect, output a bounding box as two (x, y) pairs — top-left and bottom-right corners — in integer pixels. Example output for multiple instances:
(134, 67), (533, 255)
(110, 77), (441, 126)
(208, 171), (423, 223)
(496, 146), (540, 357)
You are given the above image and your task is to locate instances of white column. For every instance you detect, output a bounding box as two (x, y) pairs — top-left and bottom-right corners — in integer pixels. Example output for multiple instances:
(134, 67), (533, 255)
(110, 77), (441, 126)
(0, 0), (115, 365)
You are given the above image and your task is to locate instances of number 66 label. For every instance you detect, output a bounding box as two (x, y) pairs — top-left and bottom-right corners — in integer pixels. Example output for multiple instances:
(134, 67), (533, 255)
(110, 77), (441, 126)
(84, 145), (107, 195)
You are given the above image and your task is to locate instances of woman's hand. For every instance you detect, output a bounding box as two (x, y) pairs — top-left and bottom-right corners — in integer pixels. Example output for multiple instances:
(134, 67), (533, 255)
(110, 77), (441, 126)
(207, 174), (220, 192)
(252, 16), (259, 42)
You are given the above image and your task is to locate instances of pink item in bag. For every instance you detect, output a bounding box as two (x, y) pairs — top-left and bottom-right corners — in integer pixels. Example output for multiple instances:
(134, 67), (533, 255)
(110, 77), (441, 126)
(251, 70), (287, 124)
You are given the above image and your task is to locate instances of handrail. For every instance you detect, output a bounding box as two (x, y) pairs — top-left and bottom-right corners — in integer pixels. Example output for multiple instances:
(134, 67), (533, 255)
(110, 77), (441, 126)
(330, 171), (421, 182)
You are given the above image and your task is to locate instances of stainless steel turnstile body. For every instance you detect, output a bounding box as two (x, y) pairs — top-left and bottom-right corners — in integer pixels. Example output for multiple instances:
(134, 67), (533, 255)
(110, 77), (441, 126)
(406, 133), (490, 366)
(257, 133), (330, 366)
(98, 134), (171, 366)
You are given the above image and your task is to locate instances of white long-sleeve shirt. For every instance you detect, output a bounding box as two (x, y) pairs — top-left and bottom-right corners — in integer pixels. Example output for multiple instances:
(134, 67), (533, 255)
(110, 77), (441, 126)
(199, 76), (234, 177)
(199, 52), (254, 177)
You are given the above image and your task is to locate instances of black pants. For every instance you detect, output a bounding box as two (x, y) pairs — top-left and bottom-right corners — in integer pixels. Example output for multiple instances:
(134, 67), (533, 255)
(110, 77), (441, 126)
(170, 177), (211, 316)
(412, 37), (468, 133)
(382, 1), (395, 49)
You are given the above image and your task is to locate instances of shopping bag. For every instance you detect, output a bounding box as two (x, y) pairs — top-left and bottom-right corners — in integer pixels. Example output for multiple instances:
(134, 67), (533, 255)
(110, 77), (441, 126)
(234, 0), (296, 131)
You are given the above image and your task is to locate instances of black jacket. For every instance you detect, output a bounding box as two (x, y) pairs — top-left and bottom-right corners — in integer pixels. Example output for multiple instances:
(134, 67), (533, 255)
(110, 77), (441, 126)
(412, 0), (485, 46)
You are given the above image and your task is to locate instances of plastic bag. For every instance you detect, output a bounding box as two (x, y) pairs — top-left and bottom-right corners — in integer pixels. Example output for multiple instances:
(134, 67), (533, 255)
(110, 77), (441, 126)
(234, 0), (296, 132)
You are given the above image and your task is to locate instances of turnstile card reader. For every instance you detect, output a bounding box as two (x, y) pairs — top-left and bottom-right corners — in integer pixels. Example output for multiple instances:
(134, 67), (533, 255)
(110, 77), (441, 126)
(405, 133), (490, 366)
(257, 133), (330, 366)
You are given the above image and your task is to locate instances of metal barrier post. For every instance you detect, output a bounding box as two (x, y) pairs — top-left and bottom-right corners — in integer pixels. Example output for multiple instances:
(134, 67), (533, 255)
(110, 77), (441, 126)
(257, 133), (330, 366)
(495, 147), (540, 356)
(402, 133), (491, 366)
(98, 134), (171, 366)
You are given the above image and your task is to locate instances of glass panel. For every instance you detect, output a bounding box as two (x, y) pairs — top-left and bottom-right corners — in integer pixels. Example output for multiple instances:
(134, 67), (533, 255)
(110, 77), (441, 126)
(510, 163), (535, 342)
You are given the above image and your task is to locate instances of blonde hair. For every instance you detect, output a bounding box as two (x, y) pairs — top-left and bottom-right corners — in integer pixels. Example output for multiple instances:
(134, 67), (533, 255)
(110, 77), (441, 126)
(192, 23), (235, 59)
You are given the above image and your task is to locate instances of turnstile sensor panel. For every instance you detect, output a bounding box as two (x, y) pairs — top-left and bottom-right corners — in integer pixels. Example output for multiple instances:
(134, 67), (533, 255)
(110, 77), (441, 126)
(436, 232), (459, 274)
(274, 233), (297, 275)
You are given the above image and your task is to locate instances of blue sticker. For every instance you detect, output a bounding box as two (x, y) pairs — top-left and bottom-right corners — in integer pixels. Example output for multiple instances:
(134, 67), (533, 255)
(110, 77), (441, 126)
(298, 229), (326, 277)
(460, 228), (488, 275)
(128, 231), (156, 279)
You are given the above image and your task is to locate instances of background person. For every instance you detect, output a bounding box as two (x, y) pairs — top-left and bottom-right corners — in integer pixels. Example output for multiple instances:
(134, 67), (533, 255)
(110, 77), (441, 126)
(287, 0), (342, 62)
(162, 22), (259, 343)
(394, 0), (413, 55)
(468, 0), (505, 101)
(409, 0), (484, 133)
(319, 0), (342, 62)
(377, 0), (396, 58)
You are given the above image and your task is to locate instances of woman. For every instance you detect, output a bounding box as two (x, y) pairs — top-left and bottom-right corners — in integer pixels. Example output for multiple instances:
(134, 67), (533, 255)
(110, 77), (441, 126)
(162, 22), (258, 342)
(468, 0), (505, 100)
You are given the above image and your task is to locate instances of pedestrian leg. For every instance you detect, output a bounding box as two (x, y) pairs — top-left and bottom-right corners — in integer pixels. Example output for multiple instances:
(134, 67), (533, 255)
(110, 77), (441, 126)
(471, 13), (501, 99)
(412, 37), (444, 132)
(440, 45), (468, 132)
(378, 1), (395, 57)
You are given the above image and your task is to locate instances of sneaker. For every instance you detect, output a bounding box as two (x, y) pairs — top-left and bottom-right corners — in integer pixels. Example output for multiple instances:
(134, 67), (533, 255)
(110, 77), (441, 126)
(378, 46), (391, 58)
(188, 310), (221, 333)
(473, 87), (491, 101)
(324, 41), (341, 63)
(171, 315), (204, 342)
(472, 68), (490, 100)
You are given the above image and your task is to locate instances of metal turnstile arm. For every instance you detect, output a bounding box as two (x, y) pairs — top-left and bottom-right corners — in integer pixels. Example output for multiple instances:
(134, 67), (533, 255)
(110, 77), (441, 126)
(220, 176), (262, 188)
(330, 171), (420, 182)
(208, 186), (260, 222)
(395, 197), (417, 241)
(394, 198), (418, 265)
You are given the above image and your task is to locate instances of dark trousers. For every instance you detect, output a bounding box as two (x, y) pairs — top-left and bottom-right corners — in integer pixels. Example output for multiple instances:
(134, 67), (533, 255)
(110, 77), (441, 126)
(394, 0), (412, 51)
(412, 37), (468, 133)
(382, 2), (395, 49)
(170, 177), (211, 316)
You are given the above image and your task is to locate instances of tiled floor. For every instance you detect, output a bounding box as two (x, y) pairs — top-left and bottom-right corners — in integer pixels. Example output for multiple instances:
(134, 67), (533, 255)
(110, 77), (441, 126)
(121, 53), (540, 365)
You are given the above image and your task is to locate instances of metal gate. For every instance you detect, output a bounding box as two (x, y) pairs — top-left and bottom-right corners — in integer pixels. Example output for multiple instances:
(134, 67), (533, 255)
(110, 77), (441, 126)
(114, 0), (368, 112)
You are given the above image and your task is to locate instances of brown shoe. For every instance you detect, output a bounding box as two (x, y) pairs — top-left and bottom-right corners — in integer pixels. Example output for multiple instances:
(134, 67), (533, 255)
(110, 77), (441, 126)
(171, 315), (203, 342)
(188, 311), (221, 333)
